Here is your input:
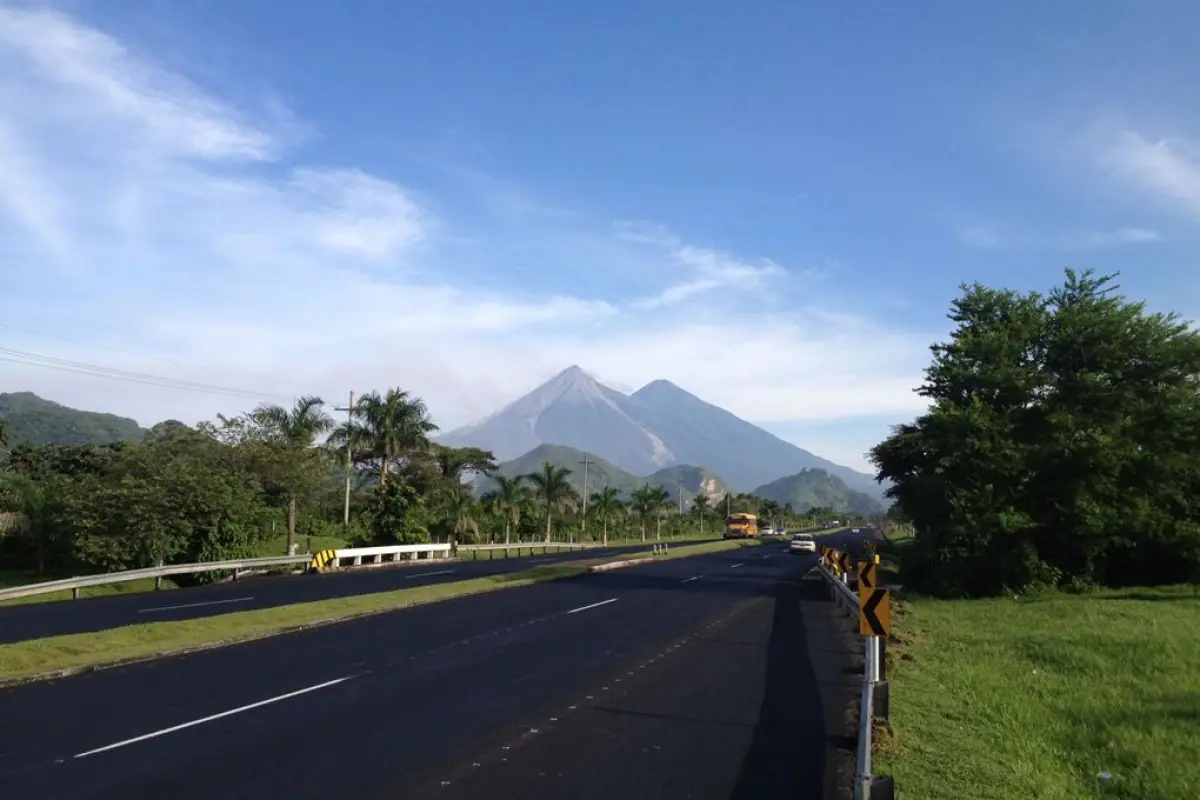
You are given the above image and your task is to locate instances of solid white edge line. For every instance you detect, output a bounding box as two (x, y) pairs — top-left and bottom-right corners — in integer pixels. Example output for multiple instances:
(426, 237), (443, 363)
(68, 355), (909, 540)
(404, 569), (456, 579)
(137, 597), (255, 614)
(565, 598), (618, 615)
(73, 676), (355, 759)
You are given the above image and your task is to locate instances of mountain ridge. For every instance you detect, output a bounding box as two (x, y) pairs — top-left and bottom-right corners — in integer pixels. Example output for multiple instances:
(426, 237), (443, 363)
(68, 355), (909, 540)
(0, 392), (147, 452)
(438, 366), (885, 499)
(751, 468), (883, 517)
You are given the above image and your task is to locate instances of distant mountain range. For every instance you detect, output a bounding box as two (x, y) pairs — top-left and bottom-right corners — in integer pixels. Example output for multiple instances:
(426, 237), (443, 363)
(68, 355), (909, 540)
(472, 443), (883, 515)
(753, 468), (883, 517)
(0, 392), (146, 452)
(439, 366), (885, 501)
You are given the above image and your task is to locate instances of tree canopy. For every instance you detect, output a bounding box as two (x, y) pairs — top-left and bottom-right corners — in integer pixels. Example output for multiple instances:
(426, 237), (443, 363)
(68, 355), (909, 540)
(871, 269), (1200, 597)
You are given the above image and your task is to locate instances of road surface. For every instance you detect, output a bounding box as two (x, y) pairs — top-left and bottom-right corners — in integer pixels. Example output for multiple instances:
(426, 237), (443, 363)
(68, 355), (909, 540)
(0, 542), (686, 644)
(0, 540), (859, 799)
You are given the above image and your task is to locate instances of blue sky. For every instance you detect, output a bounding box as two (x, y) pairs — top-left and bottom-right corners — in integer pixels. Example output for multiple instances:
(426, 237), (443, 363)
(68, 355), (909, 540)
(1, 1), (1198, 472)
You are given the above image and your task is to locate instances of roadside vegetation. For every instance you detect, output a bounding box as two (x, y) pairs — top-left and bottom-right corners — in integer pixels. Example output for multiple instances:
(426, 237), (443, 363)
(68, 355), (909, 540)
(0, 386), (872, 590)
(871, 270), (1200, 799)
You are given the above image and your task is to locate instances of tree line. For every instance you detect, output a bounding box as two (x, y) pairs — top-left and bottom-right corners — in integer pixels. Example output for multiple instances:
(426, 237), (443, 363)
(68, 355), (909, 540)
(873, 269), (1200, 597)
(0, 388), (855, 579)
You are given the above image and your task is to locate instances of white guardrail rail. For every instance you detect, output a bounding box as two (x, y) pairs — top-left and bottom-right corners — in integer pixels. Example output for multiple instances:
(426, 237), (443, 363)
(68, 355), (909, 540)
(815, 556), (895, 800)
(0, 541), (616, 601)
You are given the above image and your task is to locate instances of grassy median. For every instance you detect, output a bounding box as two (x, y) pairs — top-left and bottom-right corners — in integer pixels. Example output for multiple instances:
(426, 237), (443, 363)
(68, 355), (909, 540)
(0, 538), (759, 684)
(875, 585), (1200, 800)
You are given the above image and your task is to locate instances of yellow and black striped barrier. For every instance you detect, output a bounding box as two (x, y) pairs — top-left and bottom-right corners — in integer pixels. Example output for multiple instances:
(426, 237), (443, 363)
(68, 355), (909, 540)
(310, 549), (338, 572)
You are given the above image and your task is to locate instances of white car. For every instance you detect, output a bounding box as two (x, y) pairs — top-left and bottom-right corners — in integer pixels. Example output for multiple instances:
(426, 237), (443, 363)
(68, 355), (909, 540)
(789, 533), (816, 553)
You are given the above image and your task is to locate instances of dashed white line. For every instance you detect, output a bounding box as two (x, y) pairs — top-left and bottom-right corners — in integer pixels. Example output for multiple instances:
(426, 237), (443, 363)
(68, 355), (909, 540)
(730, 563), (745, 569)
(73, 676), (355, 758)
(680, 576), (700, 583)
(528, 558), (555, 564)
(405, 569), (456, 579)
(566, 598), (618, 615)
(137, 597), (254, 614)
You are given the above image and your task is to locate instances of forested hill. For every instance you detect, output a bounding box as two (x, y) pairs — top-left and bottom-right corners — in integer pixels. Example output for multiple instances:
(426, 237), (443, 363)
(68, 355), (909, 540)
(0, 392), (147, 452)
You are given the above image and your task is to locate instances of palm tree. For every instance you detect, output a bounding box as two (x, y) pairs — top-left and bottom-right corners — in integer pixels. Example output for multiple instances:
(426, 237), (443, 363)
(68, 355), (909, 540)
(525, 462), (575, 542)
(329, 388), (438, 486)
(630, 485), (658, 542)
(647, 485), (672, 539)
(691, 493), (711, 536)
(251, 396), (334, 555)
(588, 487), (622, 546)
(439, 484), (480, 546)
(483, 474), (527, 544)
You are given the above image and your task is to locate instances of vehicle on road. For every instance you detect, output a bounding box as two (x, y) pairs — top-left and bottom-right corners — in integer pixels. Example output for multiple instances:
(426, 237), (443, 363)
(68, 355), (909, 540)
(724, 512), (759, 539)
(789, 533), (816, 553)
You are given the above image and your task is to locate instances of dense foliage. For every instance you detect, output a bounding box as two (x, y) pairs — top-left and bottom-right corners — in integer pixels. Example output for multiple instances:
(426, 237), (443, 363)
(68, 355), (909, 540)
(871, 270), (1200, 597)
(0, 388), (874, 578)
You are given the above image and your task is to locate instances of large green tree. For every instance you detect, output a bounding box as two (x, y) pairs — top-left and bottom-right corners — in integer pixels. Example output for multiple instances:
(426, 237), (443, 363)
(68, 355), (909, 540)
(251, 396), (334, 555)
(871, 269), (1200, 597)
(330, 389), (438, 486)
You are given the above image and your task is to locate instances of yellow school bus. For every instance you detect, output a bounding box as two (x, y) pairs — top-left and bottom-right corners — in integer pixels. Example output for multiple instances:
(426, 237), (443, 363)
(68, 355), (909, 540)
(724, 513), (758, 539)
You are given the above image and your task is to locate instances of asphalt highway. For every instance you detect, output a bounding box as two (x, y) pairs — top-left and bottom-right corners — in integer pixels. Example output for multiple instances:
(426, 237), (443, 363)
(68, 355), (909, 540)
(0, 541), (681, 644)
(0, 539), (860, 799)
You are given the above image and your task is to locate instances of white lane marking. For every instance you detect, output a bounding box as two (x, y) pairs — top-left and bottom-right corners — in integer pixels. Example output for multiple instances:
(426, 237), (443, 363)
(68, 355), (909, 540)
(566, 598), (617, 615)
(73, 676), (355, 759)
(138, 597), (254, 614)
(406, 569), (456, 579)
(528, 558), (555, 564)
(730, 563), (745, 569)
(680, 576), (700, 583)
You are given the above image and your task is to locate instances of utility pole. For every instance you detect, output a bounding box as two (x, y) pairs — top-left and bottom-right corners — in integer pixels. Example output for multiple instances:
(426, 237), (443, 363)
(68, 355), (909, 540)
(334, 391), (354, 527)
(579, 455), (592, 541)
(677, 473), (683, 514)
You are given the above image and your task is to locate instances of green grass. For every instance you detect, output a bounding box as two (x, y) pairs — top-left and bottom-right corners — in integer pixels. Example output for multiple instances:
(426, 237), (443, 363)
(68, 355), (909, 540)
(0, 563), (589, 683)
(255, 532), (349, 556)
(876, 585), (1200, 800)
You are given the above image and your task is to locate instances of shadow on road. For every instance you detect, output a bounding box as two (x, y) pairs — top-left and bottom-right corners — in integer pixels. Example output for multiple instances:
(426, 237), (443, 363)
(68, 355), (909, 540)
(726, 577), (843, 800)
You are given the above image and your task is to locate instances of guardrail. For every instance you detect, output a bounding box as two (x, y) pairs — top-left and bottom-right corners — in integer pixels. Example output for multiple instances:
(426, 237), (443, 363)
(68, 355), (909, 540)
(1, 542), (466, 601)
(309, 543), (453, 571)
(0, 555), (313, 602)
(815, 548), (895, 800)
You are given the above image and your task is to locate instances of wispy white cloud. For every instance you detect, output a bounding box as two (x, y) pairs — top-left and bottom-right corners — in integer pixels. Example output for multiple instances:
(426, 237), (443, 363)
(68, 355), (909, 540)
(0, 5), (931, 444)
(615, 222), (786, 309)
(1075, 227), (1160, 246)
(1100, 130), (1200, 220)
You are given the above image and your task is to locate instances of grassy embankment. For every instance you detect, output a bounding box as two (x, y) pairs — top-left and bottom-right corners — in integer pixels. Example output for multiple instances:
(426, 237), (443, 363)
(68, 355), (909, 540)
(873, 536), (1200, 800)
(0, 538), (760, 683)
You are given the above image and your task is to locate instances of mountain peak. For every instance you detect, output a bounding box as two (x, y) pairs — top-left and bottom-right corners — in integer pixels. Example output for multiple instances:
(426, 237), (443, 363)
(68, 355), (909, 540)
(635, 378), (681, 394)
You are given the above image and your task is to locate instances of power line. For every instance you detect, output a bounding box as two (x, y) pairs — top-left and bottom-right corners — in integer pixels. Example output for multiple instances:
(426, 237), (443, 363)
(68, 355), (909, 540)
(0, 347), (292, 402)
(0, 322), (285, 393)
